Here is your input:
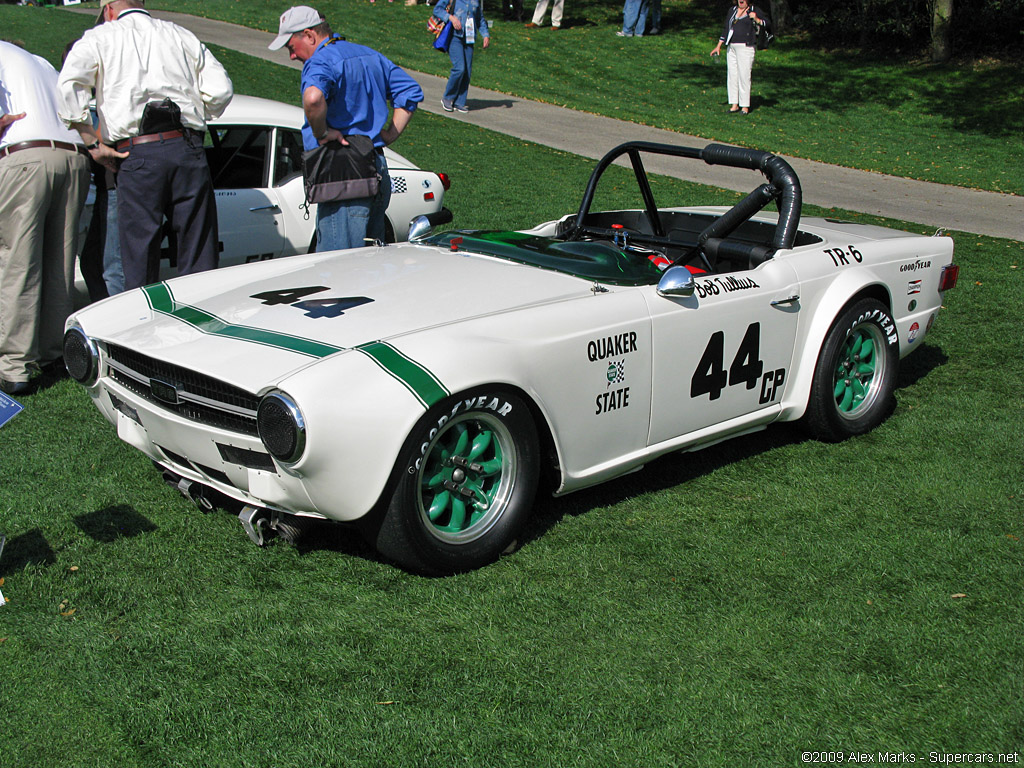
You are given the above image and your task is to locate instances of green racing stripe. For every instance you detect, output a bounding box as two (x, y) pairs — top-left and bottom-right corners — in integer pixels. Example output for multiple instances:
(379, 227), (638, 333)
(355, 341), (449, 408)
(142, 283), (449, 408)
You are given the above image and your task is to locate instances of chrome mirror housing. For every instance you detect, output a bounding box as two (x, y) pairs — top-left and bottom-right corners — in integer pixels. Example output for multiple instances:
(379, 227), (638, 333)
(657, 266), (696, 298)
(408, 215), (434, 242)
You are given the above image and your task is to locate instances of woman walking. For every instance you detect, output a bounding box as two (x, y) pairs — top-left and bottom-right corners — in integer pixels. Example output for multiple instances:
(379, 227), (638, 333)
(434, 0), (490, 113)
(710, 0), (769, 114)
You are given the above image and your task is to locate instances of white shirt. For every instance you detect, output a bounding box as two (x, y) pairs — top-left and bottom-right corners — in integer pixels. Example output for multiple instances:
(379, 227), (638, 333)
(0, 41), (84, 149)
(57, 8), (233, 142)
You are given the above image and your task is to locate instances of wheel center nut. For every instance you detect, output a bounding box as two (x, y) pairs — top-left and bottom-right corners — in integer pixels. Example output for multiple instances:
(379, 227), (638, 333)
(452, 468), (466, 484)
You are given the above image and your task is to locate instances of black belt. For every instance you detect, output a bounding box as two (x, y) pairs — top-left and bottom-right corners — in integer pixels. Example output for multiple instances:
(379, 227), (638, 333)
(0, 140), (90, 159)
(115, 130), (185, 151)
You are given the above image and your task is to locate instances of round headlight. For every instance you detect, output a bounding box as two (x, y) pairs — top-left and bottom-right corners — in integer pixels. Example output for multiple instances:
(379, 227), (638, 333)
(63, 327), (99, 386)
(257, 392), (306, 464)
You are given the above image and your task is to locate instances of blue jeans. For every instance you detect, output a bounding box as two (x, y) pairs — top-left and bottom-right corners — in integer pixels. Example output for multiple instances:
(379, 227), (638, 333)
(103, 188), (125, 295)
(316, 152), (392, 251)
(622, 0), (650, 35)
(444, 35), (475, 109)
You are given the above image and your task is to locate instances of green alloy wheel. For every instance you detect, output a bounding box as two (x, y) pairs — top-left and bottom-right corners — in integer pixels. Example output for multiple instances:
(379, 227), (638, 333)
(418, 411), (515, 544)
(805, 298), (900, 441)
(833, 322), (887, 418)
(374, 389), (539, 574)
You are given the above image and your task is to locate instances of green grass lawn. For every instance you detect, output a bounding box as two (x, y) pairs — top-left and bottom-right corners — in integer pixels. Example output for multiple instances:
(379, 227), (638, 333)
(1, 9), (1023, 768)
(136, 0), (1024, 196)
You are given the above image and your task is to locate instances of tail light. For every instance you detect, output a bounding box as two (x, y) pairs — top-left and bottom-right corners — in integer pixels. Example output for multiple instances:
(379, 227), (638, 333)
(938, 263), (959, 292)
(437, 172), (451, 191)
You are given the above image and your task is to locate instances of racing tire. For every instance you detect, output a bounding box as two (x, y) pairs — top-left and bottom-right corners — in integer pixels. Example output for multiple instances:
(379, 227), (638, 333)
(804, 298), (899, 442)
(373, 389), (540, 575)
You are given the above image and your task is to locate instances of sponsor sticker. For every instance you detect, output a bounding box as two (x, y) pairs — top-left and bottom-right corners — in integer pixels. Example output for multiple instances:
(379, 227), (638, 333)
(908, 321), (920, 344)
(907, 279), (922, 295)
(899, 259), (932, 273)
(606, 360), (626, 387)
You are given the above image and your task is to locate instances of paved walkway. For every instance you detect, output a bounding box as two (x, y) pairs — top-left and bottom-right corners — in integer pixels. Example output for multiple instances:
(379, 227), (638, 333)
(69, 7), (1024, 241)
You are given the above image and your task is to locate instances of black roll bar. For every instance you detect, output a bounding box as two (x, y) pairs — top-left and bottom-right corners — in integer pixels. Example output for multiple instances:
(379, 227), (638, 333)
(569, 141), (802, 258)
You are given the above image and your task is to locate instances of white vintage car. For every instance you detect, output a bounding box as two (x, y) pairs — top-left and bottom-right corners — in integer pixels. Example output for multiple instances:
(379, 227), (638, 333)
(64, 142), (958, 574)
(75, 95), (449, 302)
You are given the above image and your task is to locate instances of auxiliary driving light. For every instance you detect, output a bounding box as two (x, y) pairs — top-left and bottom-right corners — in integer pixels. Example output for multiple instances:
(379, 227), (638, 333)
(63, 327), (100, 386)
(257, 392), (306, 464)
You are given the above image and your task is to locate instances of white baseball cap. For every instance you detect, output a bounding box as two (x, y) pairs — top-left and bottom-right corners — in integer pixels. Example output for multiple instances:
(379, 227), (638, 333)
(268, 6), (323, 50)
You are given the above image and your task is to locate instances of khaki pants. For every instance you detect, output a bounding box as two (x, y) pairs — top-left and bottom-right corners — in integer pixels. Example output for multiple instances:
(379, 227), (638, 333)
(0, 146), (90, 382)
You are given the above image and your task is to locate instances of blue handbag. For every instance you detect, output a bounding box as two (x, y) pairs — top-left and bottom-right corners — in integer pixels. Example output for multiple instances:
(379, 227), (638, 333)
(433, 19), (454, 52)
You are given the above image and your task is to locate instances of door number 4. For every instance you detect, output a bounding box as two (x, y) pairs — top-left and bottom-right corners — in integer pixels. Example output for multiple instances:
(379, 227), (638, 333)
(691, 322), (786, 404)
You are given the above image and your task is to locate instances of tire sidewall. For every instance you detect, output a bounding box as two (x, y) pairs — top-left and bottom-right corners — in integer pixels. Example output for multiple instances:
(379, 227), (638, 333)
(808, 298), (899, 440)
(376, 388), (540, 574)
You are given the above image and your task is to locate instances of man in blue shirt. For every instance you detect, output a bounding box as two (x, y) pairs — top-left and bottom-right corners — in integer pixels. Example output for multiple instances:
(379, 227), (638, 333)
(269, 6), (424, 251)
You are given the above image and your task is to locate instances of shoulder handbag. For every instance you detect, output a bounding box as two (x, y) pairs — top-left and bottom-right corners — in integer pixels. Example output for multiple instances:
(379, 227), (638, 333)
(754, 15), (774, 50)
(433, 19), (455, 51)
(302, 135), (380, 204)
(428, 0), (454, 36)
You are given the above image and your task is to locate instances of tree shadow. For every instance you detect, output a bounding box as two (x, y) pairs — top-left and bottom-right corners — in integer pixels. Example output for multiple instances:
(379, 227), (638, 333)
(668, 41), (1023, 140)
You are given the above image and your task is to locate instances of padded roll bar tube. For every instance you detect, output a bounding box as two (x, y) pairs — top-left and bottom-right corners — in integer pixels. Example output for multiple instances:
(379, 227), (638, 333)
(699, 143), (802, 251)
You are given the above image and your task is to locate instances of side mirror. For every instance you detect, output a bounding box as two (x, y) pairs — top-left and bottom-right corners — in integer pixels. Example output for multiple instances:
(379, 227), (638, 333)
(657, 266), (695, 298)
(409, 208), (454, 242)
(408, 215), (433, 242)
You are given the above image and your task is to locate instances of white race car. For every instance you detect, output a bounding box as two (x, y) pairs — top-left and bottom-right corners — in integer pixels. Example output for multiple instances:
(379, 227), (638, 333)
(64, 142), (958, 574)
(75, 95), (450, 301)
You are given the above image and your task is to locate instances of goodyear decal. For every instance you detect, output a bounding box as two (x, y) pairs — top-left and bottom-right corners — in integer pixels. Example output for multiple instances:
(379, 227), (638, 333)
(143, 283), (448, 408)
(356, 341), (450, 408)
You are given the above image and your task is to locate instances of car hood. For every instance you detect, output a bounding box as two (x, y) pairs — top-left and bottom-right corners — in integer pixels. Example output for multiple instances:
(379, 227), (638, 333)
(73, 243), (593, 392)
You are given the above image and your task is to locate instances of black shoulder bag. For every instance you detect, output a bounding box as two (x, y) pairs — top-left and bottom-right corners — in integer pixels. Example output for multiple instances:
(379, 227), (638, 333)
(302, 134), (380, 204)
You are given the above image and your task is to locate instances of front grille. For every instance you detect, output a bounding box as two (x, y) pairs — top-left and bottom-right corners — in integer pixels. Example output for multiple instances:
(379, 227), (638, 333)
(105, 343), (260, 436)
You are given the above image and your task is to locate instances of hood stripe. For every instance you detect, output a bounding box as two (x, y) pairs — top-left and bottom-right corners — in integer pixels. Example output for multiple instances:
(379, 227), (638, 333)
(356, 341), (449, 408)
(141, 283), (448, 408)
(143, 283), (343, 358)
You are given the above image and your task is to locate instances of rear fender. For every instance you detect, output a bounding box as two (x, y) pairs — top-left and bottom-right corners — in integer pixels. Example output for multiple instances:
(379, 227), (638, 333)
(779, 270), (893, 423)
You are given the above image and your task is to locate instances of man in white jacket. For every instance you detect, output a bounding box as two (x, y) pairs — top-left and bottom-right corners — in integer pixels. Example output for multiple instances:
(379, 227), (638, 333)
(58, 0), (233, 291)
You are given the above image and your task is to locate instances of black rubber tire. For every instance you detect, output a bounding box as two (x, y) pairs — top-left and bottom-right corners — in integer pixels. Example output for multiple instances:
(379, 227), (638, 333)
(804, 298), (900, 442)
(373, 389), (539, 575)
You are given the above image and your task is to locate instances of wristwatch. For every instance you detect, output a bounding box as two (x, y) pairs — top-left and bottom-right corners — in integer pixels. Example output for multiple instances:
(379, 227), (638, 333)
(85, 140), (101, 150)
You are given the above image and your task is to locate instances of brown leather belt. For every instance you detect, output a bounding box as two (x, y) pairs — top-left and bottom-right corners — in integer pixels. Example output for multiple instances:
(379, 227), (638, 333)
(115, 130), (184, 151)
(0, 140), (90, 159)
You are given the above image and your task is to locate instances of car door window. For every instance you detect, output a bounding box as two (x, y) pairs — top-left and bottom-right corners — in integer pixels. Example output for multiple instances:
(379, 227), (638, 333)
(206, 126), (270, 190)
(274, 129), (304, 187)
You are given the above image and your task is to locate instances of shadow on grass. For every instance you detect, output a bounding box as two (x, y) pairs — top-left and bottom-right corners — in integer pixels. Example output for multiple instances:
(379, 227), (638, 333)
(74, 505), (159, 543)
(0, 528), (57, 577)
(523, 420), (812, 547)
(897, 342), (949, 389)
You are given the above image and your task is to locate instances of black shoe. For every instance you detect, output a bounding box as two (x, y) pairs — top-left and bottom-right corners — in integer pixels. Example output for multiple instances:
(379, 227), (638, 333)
(0, 379), (33, 396)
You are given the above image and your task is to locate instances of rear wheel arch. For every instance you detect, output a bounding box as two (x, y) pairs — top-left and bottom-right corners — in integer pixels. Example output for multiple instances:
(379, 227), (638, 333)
(781, 281), (895, 423)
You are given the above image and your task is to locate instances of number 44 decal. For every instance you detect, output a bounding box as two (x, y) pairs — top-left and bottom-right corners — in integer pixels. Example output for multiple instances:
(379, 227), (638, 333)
(250, 287), (374, 319)
(690, 322), (786, 404)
